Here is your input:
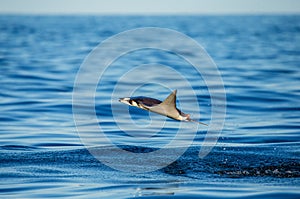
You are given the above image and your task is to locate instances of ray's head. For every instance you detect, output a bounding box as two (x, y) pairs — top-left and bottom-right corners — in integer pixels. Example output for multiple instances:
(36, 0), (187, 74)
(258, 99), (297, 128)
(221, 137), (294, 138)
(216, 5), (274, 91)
(119, 97), (139, 107)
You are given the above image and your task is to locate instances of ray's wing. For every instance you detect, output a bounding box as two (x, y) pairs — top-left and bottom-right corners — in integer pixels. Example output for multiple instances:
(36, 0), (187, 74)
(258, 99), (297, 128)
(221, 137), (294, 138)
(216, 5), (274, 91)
(160, 90), (177, 107)
(148, 90), (180, 119)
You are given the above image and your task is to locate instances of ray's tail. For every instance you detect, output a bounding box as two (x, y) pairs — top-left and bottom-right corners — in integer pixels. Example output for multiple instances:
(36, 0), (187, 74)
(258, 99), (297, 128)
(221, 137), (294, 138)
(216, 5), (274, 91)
(189, 119), (208, 126)
(185, 114), (208, 126)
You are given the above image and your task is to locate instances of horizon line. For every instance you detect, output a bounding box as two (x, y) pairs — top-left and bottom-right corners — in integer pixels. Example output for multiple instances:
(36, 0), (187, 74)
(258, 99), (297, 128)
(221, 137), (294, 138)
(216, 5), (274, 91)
(0, 11), (299, 16)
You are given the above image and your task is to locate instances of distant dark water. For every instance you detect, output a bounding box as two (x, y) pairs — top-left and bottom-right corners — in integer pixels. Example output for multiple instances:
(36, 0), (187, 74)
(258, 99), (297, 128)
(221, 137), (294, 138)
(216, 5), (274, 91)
(0, 15), (300, 198)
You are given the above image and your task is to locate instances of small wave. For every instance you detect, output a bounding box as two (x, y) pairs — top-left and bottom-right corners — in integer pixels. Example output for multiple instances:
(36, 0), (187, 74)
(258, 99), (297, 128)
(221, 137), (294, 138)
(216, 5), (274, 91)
(1, 144), (299, 178)
(0, 145), (39, 151)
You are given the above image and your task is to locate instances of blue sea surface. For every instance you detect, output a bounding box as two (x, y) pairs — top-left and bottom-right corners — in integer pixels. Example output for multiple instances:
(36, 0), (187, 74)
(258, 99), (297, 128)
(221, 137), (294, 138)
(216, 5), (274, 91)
(0, 15), (300, 198)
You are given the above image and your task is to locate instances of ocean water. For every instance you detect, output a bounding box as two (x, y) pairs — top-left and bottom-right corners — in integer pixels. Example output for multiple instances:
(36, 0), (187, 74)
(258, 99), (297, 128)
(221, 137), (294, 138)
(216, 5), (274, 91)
(0, 15), (300, 198)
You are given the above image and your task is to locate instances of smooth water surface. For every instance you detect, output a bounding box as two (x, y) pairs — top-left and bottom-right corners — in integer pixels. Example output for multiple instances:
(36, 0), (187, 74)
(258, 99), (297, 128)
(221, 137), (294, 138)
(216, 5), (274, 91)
(0, 15), (300, 198)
